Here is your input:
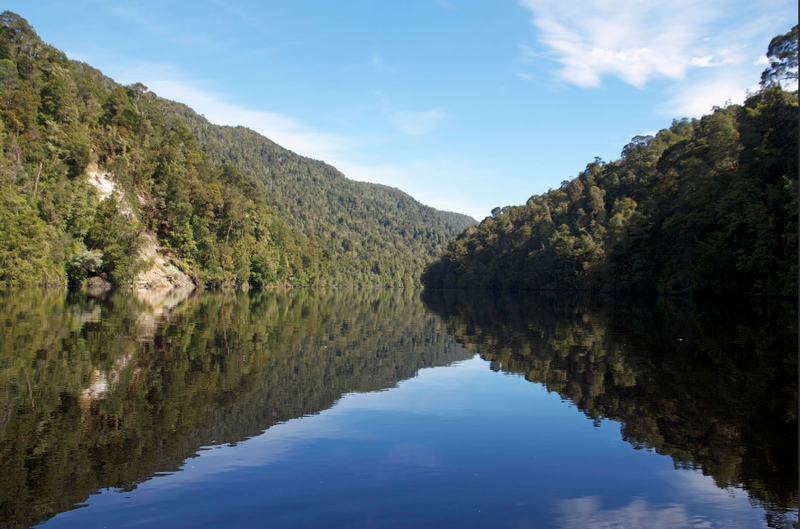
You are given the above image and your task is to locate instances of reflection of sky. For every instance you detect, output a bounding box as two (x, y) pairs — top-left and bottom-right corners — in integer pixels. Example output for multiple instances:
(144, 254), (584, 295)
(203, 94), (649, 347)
(557, 497), (691, 529)
(43, 356), (778, 528)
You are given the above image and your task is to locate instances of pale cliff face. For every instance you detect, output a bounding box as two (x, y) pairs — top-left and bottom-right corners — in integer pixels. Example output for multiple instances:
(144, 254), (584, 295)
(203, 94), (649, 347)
(87, 166), (195, 291)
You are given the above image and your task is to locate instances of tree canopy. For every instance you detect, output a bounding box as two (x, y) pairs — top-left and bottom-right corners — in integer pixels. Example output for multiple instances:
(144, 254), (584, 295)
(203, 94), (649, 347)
(761, 24), (798, 89)
(423, 27), (798, 296)
(0, 12), (474, 289)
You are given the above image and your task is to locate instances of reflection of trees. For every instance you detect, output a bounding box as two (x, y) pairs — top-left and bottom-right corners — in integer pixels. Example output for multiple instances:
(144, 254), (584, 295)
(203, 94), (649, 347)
(0, 289), (469, 528)
(422, 290), (798, 528)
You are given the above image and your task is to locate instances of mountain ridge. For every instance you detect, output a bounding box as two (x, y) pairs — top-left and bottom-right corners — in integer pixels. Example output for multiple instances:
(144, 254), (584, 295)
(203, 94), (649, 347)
(161, 98), (476, 286)
(0, 12), (475, 289)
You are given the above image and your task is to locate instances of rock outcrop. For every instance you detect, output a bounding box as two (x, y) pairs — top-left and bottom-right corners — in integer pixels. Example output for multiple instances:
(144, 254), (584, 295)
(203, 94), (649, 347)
(87, 166), (195, 291)
(130, 233), (195, 290)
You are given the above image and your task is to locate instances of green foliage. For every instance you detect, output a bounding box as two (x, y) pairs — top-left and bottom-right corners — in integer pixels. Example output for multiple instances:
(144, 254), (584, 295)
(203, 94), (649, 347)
(65, 244), (103, 284)
(761, 24), (798, 89)
(0, 185), (63, 287)
(0, 12), (474, 290)
(163, 102), (476, 286)
(85, 193), (146, 284)
(424, 87), (798, 295)
(0, 289), (471, 527)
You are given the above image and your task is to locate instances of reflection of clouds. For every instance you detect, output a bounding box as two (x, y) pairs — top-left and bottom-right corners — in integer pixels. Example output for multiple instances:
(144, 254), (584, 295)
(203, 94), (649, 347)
(556, 497), (691, 528)
(670, 468), (742, 503)
(386, 443), (441, 469)
(660, 468), (786, 527)
(141, 412), (352, 490)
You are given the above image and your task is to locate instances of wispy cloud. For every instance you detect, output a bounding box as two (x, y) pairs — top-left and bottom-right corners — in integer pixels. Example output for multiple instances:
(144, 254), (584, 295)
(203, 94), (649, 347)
(330, 157), (487, 219)
(372, 92), (446, 136)
(556, 497), (691, 529)
(100, 62), (351, 162)
(390, 108), (445, 136)
(518, 44), (539, 64)
(148, 79), (351, 161)
(664, 70), (759, 117)
(514, 71), (536, 82)
(690, 55), (716, 68)
(517, 0), (790, 89)
(88, 61), (477, 216)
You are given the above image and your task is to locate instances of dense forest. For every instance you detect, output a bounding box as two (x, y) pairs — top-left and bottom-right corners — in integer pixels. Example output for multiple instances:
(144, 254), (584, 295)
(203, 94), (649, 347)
(0, 12), (474, 289)
(422, 290), (798, 528)
(164, 102), (475, 286)
(423, 26), (798, 295)
(0, 288), (470, 527)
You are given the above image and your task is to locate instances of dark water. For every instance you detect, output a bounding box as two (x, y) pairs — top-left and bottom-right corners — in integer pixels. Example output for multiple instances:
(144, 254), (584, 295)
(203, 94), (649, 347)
(0, 289), (796, 528)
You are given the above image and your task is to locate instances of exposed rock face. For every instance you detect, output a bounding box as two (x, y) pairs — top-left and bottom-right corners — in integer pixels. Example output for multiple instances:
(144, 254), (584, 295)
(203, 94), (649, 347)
(87, 169), (117, 202)
(130, 233), (195, 290)
(87, 167), (136, 218)
(86, 166), (195, 291)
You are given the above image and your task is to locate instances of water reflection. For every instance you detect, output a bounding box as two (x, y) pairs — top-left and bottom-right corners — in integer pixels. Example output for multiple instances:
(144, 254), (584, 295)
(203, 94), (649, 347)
(0, 289), (469, 528)
(556, 497), (691, 529)
(1, 289), (796, 528)
(421, 290), (798, 528)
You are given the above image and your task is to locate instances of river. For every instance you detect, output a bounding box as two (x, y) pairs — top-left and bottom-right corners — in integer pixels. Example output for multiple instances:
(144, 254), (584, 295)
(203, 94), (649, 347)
(0, 289), (796, 528)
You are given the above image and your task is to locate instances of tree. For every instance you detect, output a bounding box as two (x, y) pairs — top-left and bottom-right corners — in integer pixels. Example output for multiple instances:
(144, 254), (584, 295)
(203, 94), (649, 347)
(760, 25), (798, 89)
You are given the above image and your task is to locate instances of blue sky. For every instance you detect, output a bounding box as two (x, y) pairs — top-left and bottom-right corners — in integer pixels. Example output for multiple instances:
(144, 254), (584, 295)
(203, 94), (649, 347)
(11, 0), (797, 220)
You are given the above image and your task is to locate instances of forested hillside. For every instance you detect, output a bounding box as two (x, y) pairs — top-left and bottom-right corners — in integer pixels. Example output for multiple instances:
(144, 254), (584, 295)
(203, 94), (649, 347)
(423, 26), (797, 295)
(0, 12), (474, 289)
(164, 102), (475, 286)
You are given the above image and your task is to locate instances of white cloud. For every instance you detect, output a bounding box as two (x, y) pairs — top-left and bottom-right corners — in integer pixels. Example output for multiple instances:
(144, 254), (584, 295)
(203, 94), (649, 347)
(390, 108), (445, 136)
(119, 71), (352, 163)
(373, 92), (446, 136)
(93, 62), (477, 217)
(517, 0), (791, 89)
(691, 55), (716, 67)
(518, 0), (713, 88)
(664, 71), (759, 117)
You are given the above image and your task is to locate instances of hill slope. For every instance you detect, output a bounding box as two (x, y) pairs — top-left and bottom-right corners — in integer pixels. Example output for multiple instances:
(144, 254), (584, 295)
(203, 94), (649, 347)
(0, 12), (474, 289)
(423, 86), (797, 295)
(163, 101), (475, 286)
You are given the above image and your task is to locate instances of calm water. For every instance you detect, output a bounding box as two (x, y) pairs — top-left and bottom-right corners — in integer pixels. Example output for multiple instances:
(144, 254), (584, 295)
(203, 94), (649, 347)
(0, 289), (796, 528)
